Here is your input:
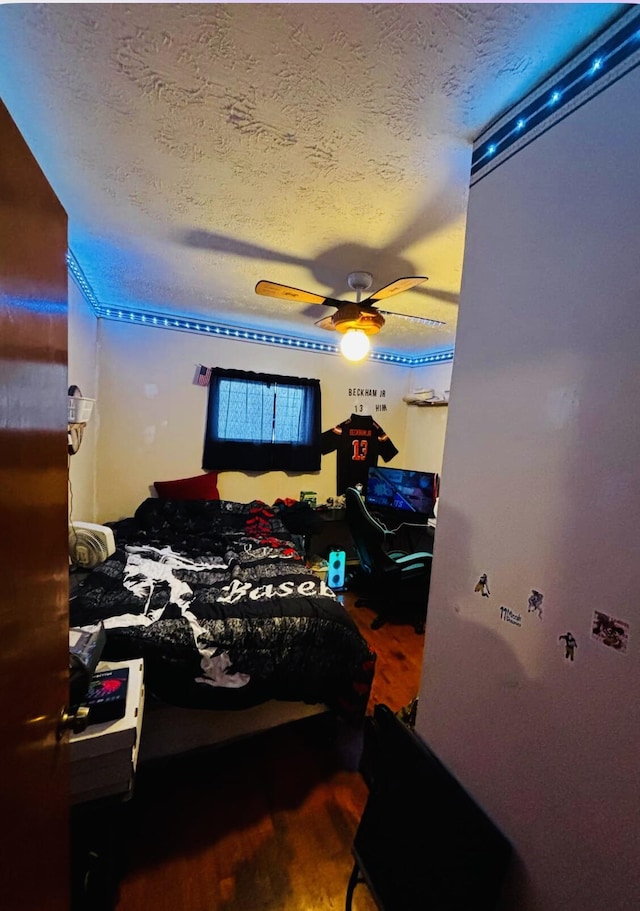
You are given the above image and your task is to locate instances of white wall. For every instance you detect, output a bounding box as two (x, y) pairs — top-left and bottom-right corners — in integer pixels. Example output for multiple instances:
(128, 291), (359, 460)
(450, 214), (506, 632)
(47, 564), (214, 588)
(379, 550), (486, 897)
(402, 361), (452, 475)
(93, 319), (414, 522)
(67, 280), (98, 522)
(416, 59), (640, 911)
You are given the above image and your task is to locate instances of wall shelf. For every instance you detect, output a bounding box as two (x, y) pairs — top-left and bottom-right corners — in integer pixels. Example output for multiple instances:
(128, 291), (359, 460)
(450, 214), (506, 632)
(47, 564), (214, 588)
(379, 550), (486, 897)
(405, 401), (448, 407)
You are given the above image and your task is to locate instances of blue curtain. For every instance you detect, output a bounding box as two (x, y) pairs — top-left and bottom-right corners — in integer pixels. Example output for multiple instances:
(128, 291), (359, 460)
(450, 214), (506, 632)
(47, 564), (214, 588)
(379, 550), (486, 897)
(203, 367), (321, 472)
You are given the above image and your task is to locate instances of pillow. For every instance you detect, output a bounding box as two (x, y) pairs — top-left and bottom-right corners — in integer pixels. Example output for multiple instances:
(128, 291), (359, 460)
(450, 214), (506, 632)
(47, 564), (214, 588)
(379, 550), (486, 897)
(153, 472), (220, 500)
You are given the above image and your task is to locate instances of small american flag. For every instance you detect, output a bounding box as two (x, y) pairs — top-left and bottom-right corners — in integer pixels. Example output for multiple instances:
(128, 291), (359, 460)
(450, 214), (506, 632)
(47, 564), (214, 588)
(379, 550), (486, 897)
(194, 364), (212, 386)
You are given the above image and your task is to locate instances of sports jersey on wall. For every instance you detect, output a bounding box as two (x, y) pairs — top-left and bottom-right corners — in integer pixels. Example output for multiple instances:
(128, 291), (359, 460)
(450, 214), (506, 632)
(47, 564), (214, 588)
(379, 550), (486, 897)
(320, 413), (399, 494)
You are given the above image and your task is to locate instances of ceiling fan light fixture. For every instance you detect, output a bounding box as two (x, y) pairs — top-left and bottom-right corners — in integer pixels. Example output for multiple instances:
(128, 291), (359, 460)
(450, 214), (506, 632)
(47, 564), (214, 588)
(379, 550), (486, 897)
(340, 329), (370, 362)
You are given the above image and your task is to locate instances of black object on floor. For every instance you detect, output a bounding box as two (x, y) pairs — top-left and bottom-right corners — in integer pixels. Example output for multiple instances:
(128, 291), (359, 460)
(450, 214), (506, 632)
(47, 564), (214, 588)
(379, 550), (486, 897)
(346, 703), (512, 911)
(70, 803), (127, 911)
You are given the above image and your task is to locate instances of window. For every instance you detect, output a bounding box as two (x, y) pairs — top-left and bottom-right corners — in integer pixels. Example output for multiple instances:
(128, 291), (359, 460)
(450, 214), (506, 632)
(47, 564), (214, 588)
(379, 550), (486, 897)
(203, 368), (321, 472)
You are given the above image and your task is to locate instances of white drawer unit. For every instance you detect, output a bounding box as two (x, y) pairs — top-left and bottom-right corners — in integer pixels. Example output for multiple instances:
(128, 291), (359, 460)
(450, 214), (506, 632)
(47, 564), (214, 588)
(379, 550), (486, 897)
(70, 659), (145, 804)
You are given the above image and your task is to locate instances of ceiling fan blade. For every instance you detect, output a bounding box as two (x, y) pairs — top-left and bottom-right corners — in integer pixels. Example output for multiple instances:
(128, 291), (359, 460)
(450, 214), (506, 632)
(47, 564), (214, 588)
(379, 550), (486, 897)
(377, 308), (446, 328)
(366, 276), (428, 303)
(314, 315), (337, 331)
(255, 280), (342, 307)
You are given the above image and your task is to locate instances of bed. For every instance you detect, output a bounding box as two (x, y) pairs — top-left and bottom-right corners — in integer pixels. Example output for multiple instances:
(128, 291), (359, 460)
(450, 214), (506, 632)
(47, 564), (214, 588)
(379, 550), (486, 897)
(69, 496), (376, 762)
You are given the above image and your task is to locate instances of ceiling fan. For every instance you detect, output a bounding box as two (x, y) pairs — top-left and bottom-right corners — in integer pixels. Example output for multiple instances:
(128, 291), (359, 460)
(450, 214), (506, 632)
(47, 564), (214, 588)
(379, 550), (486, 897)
(255, 271), (445, 360)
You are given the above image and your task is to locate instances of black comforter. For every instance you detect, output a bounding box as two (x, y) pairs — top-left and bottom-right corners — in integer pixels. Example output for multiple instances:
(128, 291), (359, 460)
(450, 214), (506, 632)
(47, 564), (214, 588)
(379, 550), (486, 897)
(70, 498), (376, 722)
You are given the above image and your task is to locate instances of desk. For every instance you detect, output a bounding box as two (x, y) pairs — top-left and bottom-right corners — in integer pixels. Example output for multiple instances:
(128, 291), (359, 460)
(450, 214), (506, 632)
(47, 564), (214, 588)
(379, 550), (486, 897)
(306, 508), (358, 562)
(367, 505), (435, 553)
(307, 508), (434, 565)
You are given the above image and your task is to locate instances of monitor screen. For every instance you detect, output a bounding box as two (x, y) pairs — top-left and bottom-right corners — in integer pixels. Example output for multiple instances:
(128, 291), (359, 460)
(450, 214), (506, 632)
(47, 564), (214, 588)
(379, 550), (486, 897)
(365, 466), (437, 517)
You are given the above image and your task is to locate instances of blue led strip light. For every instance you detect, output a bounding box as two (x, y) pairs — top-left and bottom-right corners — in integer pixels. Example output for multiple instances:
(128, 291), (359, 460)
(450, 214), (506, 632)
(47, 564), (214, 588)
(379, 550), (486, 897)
(66, 250), (102, 315)
(100, 304), (341, 354)
(66, 248), (454, 366)
(409, 350), (455, 367)
(471, 7), (640, 185)
(96, 304), (454, 365)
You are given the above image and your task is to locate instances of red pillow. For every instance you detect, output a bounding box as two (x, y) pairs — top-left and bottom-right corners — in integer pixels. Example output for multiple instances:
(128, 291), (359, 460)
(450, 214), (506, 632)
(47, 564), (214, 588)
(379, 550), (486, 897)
(153, 472), (220, 500)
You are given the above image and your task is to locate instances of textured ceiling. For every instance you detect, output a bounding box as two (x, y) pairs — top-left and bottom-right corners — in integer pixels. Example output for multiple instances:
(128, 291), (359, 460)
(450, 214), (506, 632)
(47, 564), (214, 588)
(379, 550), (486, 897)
(0, 3), (624, 358)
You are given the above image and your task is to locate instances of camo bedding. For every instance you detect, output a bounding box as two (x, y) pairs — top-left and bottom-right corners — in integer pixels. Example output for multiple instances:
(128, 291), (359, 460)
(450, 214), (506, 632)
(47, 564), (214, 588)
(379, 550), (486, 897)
(69, 497), (375, 723)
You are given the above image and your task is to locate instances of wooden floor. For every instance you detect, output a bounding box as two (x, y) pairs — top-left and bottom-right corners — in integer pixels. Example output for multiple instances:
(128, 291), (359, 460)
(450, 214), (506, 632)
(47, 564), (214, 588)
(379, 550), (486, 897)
(76, 591), (426, 911)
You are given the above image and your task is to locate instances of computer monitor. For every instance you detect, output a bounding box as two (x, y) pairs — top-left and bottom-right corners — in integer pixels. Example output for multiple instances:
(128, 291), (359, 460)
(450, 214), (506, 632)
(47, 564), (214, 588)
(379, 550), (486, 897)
(365, 466), (437, 518)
